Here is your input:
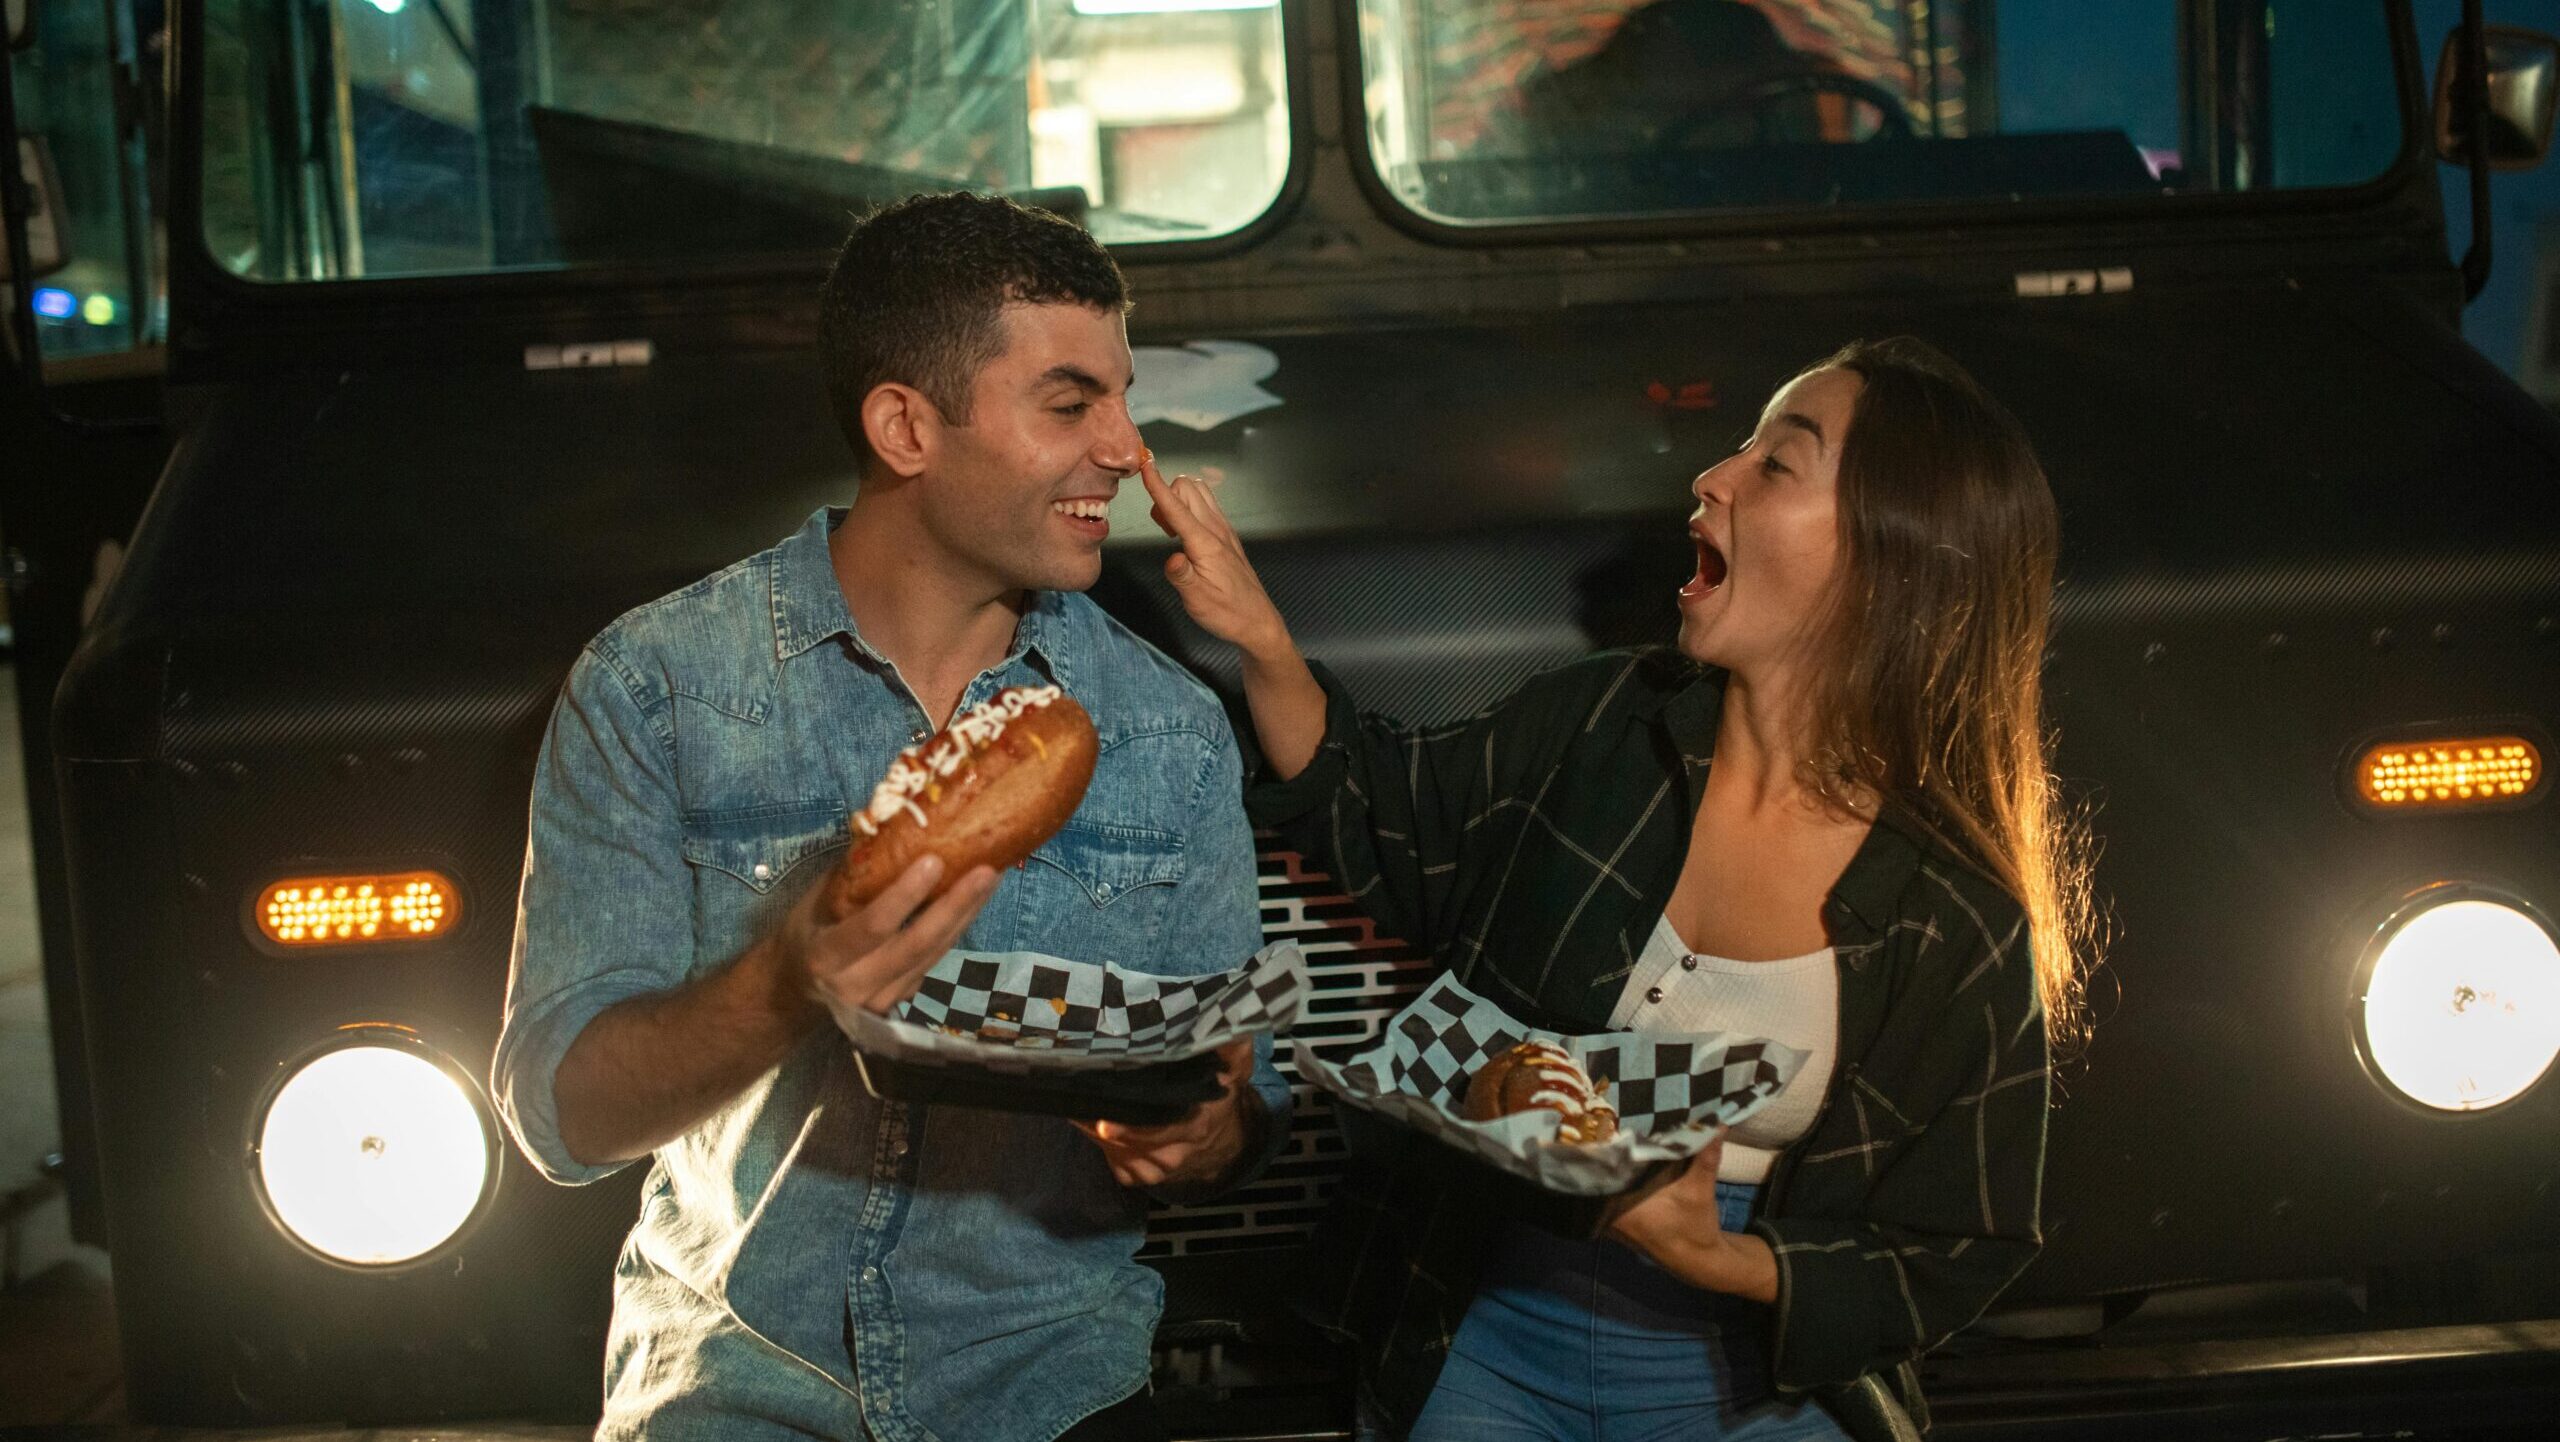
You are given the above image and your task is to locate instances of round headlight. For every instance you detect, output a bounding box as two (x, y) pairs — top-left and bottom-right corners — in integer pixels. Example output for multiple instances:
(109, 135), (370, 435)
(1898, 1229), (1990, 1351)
(252, 1033), (496, 1266)
(2354, 891), (2560, 1113)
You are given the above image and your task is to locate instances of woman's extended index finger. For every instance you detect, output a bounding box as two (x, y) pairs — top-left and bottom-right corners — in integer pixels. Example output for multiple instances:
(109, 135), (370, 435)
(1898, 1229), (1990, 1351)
(1137, 455), (1195, 543)
(1176, 472), (1240, 543)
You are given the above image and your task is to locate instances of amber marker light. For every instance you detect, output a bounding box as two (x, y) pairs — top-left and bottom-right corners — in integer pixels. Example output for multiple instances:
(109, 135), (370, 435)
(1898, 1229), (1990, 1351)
(256, 872), (460, 947)
(2354, 734), (2543, 812)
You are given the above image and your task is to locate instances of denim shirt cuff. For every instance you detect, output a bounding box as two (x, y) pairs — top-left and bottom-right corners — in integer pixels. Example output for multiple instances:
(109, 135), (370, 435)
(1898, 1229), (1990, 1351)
(493, 969), (668, 1186)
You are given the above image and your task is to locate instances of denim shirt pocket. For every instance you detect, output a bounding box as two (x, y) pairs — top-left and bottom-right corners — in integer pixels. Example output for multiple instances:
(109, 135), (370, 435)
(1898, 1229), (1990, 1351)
(1026, 822), (1187, 909)
(680, 801), (850, 965)
(683, 801), (851, 891)
(1005, 821), (1180, 967)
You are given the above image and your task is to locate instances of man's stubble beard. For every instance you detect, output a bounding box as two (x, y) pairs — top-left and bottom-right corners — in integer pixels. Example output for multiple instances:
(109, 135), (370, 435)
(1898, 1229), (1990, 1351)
(923, 490), (1094, 598)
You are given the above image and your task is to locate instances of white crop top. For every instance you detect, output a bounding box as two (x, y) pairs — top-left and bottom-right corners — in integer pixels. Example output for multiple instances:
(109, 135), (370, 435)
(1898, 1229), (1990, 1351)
(1607, 914), (1838, 1183)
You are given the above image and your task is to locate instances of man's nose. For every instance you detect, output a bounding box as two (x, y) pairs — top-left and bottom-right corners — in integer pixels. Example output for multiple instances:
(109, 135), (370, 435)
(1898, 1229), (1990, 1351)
(1094, 403), (1145, 475)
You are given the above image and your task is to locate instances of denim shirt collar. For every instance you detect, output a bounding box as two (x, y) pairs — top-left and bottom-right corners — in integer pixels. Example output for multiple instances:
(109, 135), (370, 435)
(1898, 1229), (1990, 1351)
(767, 506), (1077, 691)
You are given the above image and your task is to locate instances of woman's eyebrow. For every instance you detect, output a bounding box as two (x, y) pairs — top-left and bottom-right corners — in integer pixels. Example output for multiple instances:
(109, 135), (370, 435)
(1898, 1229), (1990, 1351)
(1773, 411), (1826, 450)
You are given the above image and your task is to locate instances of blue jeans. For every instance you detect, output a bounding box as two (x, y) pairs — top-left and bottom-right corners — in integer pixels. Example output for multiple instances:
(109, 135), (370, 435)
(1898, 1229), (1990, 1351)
(1407, 1183), (1852, 1442)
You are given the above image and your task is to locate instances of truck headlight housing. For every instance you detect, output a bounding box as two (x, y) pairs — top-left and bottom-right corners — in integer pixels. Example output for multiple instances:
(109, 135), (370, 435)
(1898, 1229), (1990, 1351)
(2353, 887), (2560, 1113)
(250, 1028), (498, 1266)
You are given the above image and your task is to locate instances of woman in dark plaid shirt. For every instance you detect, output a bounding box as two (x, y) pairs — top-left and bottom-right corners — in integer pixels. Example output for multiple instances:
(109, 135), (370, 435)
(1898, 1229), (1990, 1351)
(1142, 337), (2093, 1442)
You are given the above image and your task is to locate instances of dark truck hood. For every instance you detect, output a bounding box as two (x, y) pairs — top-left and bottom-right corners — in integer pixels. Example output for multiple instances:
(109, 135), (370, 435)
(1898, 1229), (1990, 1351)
(104, 272), (2560, 641)
(63, 273), (2560, 1308)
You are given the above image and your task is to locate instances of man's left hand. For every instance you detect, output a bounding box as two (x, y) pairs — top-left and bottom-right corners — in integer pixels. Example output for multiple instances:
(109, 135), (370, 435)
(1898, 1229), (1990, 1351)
(1073, 1038), (1259, 1195)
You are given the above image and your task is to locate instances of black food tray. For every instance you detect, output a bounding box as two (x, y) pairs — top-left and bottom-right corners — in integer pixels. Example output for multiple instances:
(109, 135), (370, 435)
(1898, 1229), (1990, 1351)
(854, 1048), (1226, 1126)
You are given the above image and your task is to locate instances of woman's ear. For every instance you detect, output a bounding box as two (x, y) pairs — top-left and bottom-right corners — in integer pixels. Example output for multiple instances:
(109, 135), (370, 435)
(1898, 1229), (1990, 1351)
(862, 383), (939, 479)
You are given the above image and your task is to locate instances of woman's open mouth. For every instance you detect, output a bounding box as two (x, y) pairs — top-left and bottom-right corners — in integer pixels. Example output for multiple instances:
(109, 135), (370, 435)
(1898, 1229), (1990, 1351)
(1680, 532), (1728, 600)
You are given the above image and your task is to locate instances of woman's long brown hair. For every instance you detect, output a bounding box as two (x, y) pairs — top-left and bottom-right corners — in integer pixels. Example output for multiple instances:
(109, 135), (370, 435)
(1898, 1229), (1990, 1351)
(1801, 337), (2096, 1053)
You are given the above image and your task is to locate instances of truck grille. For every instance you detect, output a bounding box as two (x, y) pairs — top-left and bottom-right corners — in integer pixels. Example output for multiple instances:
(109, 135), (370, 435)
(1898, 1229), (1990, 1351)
(1139, 846), (1431, 1259)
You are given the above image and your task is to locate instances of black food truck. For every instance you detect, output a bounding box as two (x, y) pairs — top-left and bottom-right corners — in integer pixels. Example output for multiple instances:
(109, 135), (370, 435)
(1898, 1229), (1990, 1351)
(5, 0), (2560, 1437)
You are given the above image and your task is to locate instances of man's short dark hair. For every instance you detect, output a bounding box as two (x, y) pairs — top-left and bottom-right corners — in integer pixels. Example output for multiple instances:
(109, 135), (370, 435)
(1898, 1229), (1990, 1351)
(819, 192), (1130, 466)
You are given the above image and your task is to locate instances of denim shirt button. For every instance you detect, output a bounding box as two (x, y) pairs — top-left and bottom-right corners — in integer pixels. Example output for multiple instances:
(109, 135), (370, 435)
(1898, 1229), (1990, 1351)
(752, 862), (772, 881)
(861, 1265), (881, 1284)
(1645, 986), (1665, 1004)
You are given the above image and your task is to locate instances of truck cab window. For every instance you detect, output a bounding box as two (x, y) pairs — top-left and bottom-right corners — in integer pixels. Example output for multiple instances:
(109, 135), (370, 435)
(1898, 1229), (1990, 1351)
(1357, 0), (2406, 225)
(197, 0), (1291, 281)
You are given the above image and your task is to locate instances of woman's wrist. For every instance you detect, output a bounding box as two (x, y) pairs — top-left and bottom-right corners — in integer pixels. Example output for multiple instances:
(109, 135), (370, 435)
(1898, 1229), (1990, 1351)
(1615, 1210), (1776, 1301)
(1690, 1229), (1779, 1303)
(1237, 638), (1326, 781)
(1235, 624), (1302, 674)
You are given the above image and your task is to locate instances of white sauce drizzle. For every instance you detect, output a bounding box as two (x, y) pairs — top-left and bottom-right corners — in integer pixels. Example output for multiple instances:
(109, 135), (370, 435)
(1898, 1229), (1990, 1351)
(850, 685), (1063, 838)
(1499, 1042), (1618, 1142)
(1511, 1042), (1606, 1121)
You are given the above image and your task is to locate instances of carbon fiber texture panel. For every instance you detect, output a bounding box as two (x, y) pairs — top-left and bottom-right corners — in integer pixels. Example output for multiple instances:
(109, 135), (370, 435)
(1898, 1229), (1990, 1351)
(1092, 520), (1691, 731)
(2050, 550), (2560, 627)
(98, 655), (632, 1422)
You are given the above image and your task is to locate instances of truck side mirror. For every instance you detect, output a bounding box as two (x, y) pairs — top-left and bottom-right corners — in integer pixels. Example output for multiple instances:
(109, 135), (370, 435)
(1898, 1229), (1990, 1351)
(2436, 25), (2560, 170)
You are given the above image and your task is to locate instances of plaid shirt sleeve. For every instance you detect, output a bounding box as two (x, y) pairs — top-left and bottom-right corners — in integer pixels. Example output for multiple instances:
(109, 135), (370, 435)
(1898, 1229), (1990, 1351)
(1750, 899), (2051, 1393)
(1242, 655), (1630, 956)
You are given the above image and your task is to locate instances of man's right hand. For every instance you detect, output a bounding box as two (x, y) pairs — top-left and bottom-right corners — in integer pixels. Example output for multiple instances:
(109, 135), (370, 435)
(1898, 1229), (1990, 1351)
(552, 848), (1000, 1170)
(778, 854), (1001, 1017)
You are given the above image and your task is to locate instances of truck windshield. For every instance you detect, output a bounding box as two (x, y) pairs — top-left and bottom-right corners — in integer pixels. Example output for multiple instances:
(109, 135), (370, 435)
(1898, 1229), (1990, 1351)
(1355, 0), (2406, 226)
(198, 0), (1290, 281)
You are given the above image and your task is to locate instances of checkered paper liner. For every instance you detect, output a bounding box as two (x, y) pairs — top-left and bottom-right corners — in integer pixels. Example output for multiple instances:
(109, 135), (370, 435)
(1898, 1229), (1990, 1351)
(830, 940), (1305, 1074)
(1294, 971), (1808, 1195)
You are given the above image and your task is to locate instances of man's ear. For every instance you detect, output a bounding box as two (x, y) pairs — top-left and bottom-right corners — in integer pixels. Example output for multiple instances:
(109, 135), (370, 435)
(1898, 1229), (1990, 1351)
(861, 383), (941, 479)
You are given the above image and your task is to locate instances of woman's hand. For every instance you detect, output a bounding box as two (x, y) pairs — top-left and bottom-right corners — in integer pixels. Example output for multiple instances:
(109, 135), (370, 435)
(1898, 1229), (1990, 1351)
(1139, 454), (1292, 662)
(1605, 1133), (1780, 1303)
(1138, 453), (1329, 780)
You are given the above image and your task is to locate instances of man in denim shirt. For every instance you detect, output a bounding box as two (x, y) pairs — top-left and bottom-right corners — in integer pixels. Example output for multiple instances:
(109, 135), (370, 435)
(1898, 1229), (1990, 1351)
(493, 194), (1286, 1442)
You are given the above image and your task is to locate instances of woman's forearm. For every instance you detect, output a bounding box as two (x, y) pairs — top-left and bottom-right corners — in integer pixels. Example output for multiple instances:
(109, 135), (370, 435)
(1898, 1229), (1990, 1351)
(1620, 1214), (1781, 1303)
(1239, 639), (1328, 782)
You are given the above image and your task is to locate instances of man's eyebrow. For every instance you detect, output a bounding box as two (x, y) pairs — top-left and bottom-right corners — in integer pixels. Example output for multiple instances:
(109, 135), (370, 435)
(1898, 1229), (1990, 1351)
(1031, 364), (1124, 393)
